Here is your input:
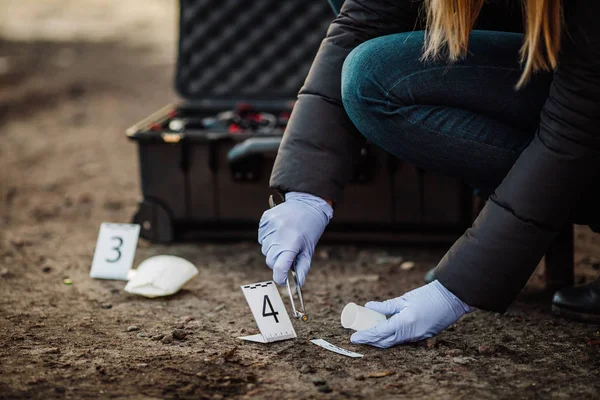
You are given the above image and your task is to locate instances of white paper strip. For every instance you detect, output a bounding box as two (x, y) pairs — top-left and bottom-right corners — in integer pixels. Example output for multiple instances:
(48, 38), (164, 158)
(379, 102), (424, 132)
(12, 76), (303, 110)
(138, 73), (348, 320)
(310, 339), (364, 358)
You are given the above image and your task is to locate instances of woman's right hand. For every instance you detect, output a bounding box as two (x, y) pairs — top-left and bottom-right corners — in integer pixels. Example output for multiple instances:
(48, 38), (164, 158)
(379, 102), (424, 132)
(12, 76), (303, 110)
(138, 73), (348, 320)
(258, 192), (333, 287)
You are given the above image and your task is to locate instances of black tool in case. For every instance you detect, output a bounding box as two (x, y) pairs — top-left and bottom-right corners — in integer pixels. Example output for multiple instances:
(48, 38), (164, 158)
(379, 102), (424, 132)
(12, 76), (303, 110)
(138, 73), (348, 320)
(126, 0), (474, 244)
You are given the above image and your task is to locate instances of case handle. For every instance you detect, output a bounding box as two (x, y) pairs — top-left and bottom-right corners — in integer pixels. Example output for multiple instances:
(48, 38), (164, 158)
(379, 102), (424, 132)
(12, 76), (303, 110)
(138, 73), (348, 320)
(227, 137), (282, 164)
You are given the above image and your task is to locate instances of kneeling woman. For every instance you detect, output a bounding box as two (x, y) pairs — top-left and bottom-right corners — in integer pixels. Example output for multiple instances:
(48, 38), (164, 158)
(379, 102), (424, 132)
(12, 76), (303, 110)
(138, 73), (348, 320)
(259, 0), (600, 347)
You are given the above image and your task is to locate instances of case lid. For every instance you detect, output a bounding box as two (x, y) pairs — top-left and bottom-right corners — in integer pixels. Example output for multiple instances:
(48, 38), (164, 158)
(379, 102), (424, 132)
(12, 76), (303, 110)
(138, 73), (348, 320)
(176, 0), (334, 101)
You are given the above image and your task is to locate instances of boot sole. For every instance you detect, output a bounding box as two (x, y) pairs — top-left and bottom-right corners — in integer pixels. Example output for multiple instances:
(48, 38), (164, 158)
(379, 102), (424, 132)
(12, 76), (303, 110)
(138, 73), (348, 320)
(551, 304), (600, 324)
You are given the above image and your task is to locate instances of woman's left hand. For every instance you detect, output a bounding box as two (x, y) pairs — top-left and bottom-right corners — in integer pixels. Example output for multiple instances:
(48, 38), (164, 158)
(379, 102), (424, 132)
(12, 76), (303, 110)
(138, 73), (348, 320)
(350, 281), (474, 348)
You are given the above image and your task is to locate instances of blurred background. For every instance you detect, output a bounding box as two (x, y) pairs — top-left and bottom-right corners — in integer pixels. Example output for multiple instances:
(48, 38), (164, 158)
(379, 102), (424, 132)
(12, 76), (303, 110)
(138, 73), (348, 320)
(0, 0), (180, 240)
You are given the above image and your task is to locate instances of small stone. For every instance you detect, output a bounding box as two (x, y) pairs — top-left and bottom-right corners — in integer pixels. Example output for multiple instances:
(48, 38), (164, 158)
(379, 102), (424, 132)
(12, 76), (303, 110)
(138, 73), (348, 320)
(54, 386), (66, 394)
(426, 338), (438, 348)
(501, 334), (515, 343)
(31, 204), (60, 221)
(478, 345), (498, 355)
(137, 332), (148, 339)
(348, 274), (380, 284)
(181, 316), (194, 324)
(101, 303), (112, 310)
(452, 357), (475, 365)
(10, 238), (25, 248)
(317, 250), (330, 260)
(172, 329), (187, 340)
(311, 377), (326, 386)
(367, 371), (395, 378)
(324, 362), (337, 371)
(103, 200), (123, 211)
(445, 349), (463, 357)
(400, 261), (415, 271)
(78, 193), (93, 204)
(161, 334), (174, 344)
(68, 83), (85, 99)
(152, 334), (165, 341)
(64, 196), (73, 207)
(136, 363), (148, 368)
(42, 266), (52, 273)
(186, 321), (202, 330)
(126, 325), (139, 332)
(375, 255), (403, 265)
(300, 365), (316, 374)
(0, 268), (11, 279)
(317, 384), (332, 393)
(43, 348), (60, 355)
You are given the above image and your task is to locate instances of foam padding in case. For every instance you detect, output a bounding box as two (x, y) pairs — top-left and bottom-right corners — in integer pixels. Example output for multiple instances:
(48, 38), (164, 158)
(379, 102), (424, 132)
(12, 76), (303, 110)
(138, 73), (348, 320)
(177, 0), (335, 100)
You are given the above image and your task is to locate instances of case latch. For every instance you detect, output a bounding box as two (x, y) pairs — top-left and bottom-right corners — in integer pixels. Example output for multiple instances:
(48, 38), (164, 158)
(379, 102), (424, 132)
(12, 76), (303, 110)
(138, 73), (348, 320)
(161, 133), (184, 143)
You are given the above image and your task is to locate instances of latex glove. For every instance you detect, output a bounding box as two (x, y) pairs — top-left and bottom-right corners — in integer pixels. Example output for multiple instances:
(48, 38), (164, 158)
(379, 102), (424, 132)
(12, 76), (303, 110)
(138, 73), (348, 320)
(350, 280), (473, 348)
(258, 192), (333, 286)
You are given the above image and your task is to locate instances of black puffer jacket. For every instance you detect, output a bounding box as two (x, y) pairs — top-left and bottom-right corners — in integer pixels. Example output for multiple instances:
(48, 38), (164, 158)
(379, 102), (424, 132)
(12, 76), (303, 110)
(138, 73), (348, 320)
(269, 0), (600, 312)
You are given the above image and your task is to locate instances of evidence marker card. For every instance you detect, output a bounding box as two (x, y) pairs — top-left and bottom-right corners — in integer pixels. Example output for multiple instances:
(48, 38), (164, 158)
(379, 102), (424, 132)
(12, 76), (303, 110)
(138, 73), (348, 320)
(90, 223), (140, 281)
(239, 280), (296, 343)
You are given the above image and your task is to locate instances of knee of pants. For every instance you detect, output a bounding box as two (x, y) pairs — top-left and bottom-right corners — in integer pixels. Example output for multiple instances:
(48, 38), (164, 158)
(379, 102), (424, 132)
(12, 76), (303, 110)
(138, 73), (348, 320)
(341, 35), (419, 144)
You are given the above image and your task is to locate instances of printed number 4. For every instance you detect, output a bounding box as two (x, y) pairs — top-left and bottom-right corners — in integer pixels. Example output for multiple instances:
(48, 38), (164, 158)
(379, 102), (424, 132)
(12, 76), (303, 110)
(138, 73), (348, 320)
(106, 236), (123, 263)
(262, 295), (279, 323)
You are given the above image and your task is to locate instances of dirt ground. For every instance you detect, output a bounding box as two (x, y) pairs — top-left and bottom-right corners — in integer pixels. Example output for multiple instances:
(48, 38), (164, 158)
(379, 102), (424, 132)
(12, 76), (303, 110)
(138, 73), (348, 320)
(2, 3), (600, 400)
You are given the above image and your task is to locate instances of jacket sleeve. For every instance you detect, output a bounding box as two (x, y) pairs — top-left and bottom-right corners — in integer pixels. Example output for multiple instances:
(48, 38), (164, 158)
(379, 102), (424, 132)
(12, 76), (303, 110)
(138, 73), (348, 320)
(435, 1), (600, 313)
(269, 0), (423, 204)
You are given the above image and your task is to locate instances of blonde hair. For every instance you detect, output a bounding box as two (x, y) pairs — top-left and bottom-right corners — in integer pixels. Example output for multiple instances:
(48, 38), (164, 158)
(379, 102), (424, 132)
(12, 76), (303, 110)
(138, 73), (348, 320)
(423, 0), (563, 88)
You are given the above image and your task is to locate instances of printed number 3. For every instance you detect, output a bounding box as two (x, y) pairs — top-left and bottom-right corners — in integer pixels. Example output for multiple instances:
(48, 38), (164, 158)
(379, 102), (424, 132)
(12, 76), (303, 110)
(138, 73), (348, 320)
(106, 236), (123, 263)
(262, 295), (279, 323)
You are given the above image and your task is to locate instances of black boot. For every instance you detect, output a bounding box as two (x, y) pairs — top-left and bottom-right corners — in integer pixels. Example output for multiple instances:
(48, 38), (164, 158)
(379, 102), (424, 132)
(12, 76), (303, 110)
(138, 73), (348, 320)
(552, 278), (600, 323)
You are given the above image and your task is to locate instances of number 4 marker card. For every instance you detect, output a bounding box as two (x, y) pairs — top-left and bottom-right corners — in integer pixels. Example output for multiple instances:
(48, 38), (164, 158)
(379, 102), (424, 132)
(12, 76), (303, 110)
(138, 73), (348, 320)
(239, 281), (297, 343)
(90, 223), (140, 281)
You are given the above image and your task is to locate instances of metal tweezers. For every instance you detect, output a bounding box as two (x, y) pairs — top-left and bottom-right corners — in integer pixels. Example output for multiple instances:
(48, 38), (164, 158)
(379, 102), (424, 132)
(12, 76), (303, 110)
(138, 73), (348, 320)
(269, 194), (308, 322)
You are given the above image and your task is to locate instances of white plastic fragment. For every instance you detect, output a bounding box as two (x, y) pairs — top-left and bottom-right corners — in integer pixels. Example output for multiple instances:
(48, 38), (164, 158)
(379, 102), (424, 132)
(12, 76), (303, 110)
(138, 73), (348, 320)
(124, 255), (198, 298)
(341, 302), (386, 331)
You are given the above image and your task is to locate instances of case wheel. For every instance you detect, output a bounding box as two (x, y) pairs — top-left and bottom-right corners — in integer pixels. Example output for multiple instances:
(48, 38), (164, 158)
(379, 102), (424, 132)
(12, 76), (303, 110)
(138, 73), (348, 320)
(133, 199), (174, 243)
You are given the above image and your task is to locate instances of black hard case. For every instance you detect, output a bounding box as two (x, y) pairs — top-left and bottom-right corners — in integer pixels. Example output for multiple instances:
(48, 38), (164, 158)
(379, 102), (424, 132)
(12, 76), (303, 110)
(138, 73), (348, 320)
(126, 0), (474, 244)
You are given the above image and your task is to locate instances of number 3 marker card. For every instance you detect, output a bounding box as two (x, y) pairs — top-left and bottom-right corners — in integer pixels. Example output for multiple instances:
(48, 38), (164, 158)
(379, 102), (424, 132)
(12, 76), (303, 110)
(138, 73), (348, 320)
(239, 281), (297, 343)
(90, 223), (140, 281)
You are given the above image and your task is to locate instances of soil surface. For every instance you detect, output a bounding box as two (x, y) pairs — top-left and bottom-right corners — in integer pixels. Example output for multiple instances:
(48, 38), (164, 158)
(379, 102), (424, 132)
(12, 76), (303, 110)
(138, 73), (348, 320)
(2, 3), (600, 399)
